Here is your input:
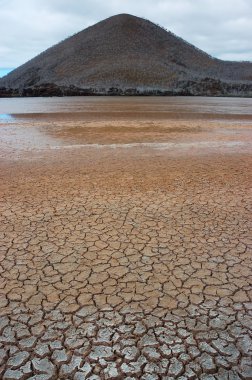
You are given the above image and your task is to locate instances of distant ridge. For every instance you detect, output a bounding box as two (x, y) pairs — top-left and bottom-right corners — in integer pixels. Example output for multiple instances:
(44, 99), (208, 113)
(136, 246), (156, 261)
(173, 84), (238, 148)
(0, 14), (251, 97)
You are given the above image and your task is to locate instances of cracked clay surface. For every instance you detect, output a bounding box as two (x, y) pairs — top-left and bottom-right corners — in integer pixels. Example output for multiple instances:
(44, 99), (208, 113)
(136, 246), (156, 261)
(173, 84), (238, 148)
(0, 97), (252, 379)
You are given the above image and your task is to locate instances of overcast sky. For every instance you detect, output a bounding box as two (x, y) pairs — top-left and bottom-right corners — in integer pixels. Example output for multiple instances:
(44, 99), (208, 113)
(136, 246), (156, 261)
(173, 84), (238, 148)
(0, 0), (252, 77)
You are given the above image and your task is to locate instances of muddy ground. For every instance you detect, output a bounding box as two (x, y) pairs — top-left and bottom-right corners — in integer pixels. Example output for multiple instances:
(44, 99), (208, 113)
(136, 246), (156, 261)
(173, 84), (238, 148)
(0, 97), (252, 379)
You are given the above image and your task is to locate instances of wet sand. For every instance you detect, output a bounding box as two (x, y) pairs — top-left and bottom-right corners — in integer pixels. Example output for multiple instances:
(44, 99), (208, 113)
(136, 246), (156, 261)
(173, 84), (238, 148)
(0, 97), (252, 379)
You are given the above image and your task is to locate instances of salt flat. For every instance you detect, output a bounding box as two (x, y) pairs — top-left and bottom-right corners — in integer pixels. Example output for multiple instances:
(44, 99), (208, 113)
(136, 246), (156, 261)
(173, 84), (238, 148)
(0, 97), (251, 379)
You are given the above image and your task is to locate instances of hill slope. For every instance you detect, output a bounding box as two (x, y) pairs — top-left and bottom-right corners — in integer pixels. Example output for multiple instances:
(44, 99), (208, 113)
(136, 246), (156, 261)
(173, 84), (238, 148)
(0, 14), (251, 97)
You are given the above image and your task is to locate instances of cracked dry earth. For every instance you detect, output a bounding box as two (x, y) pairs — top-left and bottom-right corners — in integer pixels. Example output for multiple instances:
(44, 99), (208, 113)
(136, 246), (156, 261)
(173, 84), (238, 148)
(0, 97), (252, 380)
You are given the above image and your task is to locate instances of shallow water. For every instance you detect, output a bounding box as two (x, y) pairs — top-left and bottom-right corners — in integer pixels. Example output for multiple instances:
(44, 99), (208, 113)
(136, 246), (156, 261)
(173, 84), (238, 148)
(0, 96), (252, 159)
(1, 96), (252, 117)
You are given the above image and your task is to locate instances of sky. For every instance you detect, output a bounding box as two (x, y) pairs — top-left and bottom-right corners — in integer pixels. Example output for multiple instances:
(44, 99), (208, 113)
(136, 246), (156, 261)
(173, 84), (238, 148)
(0, 0), (252, 77)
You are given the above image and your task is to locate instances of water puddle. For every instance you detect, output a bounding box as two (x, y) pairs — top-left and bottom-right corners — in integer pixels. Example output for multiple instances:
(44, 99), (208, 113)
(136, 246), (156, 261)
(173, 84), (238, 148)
(50, 141), (246, 150)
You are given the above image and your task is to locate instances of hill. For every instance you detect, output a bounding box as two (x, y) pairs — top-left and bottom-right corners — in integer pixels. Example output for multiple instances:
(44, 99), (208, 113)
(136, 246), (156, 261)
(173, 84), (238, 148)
(0, 14), (251, 97)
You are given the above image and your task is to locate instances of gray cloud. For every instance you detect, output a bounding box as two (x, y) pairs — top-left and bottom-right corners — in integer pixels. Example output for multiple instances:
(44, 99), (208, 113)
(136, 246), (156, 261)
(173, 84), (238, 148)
(0, 0), (251, 70)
